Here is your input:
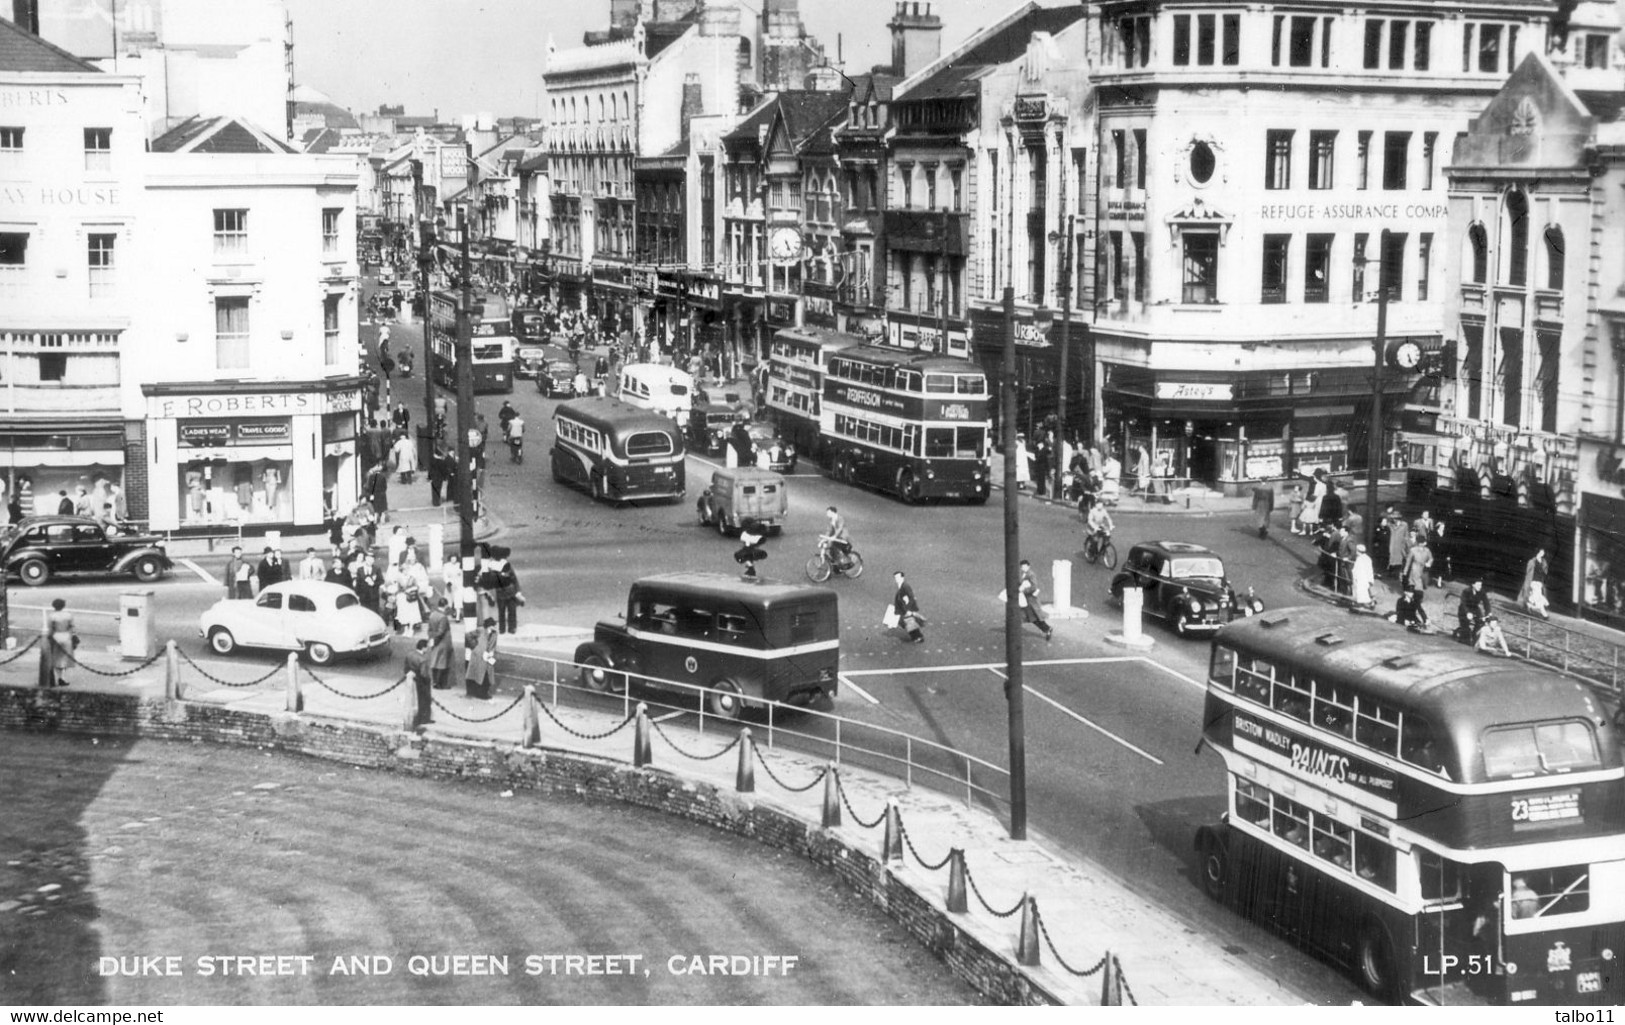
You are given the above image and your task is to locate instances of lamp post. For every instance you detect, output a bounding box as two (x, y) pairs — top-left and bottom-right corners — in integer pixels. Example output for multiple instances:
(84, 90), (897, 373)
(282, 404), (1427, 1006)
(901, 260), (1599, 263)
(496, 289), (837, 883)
(419, 218), (437, 433)
(1356, 230), (1391, 552)
(452, 209), (479, 633)
(1048, 215), (1075, 440)
(1001, 284), (1028, 841)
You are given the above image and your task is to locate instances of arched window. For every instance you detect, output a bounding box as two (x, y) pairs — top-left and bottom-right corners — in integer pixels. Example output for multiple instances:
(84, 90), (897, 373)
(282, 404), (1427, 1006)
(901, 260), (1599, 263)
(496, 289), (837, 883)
(1544, 225), (1564, 290)
(1468, 223), (1488, 283)
(1504, 189), (1529, 286)
(598, 94), (606, 121)
(623, 91), (631, 121)
(609, 94), (617, 120)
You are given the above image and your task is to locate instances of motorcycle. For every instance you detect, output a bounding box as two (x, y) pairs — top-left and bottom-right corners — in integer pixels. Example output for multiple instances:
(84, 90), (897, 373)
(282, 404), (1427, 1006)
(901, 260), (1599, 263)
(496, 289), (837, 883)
(396, 349), (414, 378)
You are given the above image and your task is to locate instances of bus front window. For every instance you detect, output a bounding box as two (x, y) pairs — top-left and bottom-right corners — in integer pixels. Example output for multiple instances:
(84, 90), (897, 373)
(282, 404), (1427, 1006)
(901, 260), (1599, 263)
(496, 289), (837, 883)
(1482, 720), (1601, 778)
(925, 428), (955, 458)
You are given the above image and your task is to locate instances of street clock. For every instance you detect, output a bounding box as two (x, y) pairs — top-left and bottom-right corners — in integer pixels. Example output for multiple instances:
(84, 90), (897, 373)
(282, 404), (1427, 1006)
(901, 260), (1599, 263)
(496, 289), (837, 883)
(769, 227), (804, 263)
(1387, 339), (1423, 370)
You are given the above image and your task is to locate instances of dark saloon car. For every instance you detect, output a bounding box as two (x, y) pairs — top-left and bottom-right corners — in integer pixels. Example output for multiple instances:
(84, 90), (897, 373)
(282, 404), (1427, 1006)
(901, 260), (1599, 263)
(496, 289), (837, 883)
(744, 420), (797, 473)
(537, 359), (583, 398)
(0, 515), (172, 586)
(1109, 541), (1260, 636)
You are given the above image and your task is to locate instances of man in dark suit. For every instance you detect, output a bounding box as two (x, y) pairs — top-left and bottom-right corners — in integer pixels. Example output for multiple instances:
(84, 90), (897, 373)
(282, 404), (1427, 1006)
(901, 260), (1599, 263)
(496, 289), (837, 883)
(405, 639), (433, 728)
(426, 597), (454, 689)
(255, 547), (287, 591)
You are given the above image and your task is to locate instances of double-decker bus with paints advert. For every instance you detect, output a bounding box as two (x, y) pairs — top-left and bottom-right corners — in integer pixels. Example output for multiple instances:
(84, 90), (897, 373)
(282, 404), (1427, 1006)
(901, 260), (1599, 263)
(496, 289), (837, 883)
(819, 344), (991, 504)
(1196, 604), (1624, 1005)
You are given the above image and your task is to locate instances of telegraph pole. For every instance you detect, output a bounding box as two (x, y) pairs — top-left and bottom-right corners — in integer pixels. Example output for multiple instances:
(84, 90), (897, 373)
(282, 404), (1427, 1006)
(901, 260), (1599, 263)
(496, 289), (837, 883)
(419, 219), (437, 433)
(454, 210), (479, 633)
(937, 207), (950, 354)
(1055, 215), (1074, 438)
(1002, 285), (1027, 841)
(1365, 229), (1391, 552)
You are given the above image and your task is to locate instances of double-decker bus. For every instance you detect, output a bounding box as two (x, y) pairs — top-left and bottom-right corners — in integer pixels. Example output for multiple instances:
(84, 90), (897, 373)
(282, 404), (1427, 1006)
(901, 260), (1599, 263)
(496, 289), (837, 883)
(820, 344), (991, 504)
(763, 327), (861, 461)
(429, 291), (516, 394)
(1197, 604), (1623, 1005)
(550, 396), (686, 504)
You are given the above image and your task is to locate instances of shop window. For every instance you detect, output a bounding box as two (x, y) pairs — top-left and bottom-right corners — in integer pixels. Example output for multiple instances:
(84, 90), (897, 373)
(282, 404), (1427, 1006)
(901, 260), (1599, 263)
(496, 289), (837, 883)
(1261, 234), (1290, 304)
(215, 296), (251, 370)
(1265, 130), (1292, 190)
(1181, 232), (1218, 304)
(182, 458), (294, 524)
(1304, 233), (1332, 302)
(83, 127), (111, 172)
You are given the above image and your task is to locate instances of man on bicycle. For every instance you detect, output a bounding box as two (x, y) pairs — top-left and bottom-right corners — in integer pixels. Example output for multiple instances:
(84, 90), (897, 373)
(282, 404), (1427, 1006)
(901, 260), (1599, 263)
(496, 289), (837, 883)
(1086, 502), (1114, 552)
(824, 506), (853, 570)
(497, 400), (517, 441)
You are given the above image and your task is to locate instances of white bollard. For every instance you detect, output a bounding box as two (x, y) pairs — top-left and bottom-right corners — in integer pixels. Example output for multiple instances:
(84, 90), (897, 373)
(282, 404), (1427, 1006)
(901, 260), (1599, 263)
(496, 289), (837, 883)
(1047, 559), (1086, 620)
(724, 442), (737, 468)
(1122, 587), (1146, 642)
(427, 523), (444, 573)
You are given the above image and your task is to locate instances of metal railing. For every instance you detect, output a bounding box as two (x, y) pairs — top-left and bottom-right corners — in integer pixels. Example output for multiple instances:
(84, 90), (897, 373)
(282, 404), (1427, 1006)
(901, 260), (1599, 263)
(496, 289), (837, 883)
(503, 651), (1011, 809)
(10, 603), (121, 641)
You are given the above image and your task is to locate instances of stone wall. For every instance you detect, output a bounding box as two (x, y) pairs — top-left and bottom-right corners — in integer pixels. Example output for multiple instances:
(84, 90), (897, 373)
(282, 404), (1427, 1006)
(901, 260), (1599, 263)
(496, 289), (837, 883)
(0, 684), (1060, 1005)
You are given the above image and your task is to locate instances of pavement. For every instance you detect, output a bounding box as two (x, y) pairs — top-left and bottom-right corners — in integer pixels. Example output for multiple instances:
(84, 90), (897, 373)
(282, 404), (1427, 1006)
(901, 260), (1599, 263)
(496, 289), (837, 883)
(0, 640), (1297, 1005)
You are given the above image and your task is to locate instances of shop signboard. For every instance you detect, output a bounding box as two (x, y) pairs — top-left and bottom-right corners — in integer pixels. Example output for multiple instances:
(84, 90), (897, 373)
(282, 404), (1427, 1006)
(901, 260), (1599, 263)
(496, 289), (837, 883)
(179, 422), (231, 447)
(235, 420), (290, 442)
(180, 420), (290, 446)
(1155, 382), (1234, 401)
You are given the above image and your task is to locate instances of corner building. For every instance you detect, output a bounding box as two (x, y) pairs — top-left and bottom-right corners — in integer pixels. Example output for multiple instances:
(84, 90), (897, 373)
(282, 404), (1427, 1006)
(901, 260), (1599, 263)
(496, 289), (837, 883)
(1088, 0), (1565, 489)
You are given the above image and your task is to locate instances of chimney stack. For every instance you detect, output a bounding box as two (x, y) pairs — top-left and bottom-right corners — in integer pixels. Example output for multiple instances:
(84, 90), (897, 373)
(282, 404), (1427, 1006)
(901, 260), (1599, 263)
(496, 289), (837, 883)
(889, 1), (943, 78)
(680, 73), (704, 133)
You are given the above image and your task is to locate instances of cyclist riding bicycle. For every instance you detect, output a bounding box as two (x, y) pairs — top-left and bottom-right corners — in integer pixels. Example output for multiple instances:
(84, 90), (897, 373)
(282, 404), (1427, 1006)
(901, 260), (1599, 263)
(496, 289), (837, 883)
(497, 400), (517, 441)
(823, 506), (853, 570)
(1086, 502), (1114, 548)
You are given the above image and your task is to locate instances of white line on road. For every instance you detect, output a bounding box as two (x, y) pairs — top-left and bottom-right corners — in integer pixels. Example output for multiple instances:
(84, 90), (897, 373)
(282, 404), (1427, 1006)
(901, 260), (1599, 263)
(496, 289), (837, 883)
(181, 558), (218, 585)
(841, 656), (1151, 677)
(837, 674), (879, 704)
(987, 667), (1165, 766)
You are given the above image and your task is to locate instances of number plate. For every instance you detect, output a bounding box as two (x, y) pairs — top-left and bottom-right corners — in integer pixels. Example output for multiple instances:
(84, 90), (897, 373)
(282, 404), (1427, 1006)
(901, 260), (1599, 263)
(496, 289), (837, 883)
(1576, 971), (1602, 994)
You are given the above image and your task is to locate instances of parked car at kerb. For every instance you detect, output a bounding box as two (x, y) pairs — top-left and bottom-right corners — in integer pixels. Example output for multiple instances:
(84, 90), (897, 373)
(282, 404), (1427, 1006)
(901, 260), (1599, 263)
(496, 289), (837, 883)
(0, 515), (171, 586)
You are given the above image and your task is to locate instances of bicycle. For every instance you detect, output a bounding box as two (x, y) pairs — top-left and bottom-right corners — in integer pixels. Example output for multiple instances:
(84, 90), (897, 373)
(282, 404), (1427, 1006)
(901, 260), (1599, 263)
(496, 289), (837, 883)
(805, 535), (864, 583)
(1082, 531), (1118, 569)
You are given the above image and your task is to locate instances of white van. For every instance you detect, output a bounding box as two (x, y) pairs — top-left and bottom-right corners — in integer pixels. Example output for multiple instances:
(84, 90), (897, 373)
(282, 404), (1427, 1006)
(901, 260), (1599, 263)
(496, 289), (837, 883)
(616, 363), (694, 420)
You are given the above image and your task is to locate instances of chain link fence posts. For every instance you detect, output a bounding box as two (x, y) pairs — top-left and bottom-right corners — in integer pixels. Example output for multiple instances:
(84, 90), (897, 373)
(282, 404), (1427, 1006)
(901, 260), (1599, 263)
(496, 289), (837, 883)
(284, 652), (301, 712)
(301, 665), (407, 701)
(881, 800), (902, 863)
(946, 848), (968, 912)
(962, 860), (1025, 919)
(427, 690), (526, 724)
(163, 641), (180, 702)
(633, 703), (652, 767)
(1114, 955), (1137, 1006)
(64, 647), (164, 679)
(0, 634), (39, 667)
(1016, 895), (1041, 967)
(399, 671), (417, 732)
(521, 686), (541, 748)
(1031, 903), (1108, 983)
(537, 698), (635, 741)
(821, 763), (842, 827)
(735, 727), (755, 793)
(896, 818), (954, 872)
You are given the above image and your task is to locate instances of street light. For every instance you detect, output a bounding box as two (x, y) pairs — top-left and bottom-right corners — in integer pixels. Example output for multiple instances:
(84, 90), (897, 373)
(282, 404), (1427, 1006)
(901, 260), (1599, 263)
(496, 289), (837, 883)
(1354, 229), (1391, 552)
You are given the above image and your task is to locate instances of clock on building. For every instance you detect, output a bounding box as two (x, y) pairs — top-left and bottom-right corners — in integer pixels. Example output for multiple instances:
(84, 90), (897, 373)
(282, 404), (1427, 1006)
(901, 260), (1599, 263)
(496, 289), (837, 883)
(1388, 339), (1423, 370)
(769, 226), (804, 263)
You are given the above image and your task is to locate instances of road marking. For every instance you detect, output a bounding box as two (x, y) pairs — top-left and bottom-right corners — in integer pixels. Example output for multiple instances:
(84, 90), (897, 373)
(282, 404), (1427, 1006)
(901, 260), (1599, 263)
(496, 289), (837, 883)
(1139, 659), (1206, 692)
(837, 674), (879, 704)
(181, 559), (218, 585)
(987, 667), (1165, 766)
(841, 656), (1155, 677)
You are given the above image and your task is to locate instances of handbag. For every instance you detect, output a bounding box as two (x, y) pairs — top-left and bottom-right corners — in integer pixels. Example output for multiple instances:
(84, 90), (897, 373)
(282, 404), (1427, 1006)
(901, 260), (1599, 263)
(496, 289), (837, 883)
(882, 604), (900, 628)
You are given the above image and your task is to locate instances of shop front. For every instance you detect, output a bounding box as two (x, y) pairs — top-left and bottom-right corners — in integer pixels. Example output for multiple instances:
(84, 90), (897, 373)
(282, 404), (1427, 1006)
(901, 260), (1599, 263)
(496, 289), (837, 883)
(0, 423), (127, 521)
(143, 381), (363, 532)
(1578, 437), (1625, 627)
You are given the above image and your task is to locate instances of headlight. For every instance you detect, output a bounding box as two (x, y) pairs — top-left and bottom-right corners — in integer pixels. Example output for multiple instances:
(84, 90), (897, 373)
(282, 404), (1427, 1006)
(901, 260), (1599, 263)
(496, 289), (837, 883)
(925, 469), (935, 479)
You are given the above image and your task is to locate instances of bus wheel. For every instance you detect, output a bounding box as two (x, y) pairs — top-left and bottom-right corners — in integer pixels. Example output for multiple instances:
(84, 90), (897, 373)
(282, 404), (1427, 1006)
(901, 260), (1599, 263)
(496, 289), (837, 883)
(1356, 922), (1401, 1003)
(706, 679), (744, 720)
(898, 471), (921, 504)
(1198, 833), (1228, 902)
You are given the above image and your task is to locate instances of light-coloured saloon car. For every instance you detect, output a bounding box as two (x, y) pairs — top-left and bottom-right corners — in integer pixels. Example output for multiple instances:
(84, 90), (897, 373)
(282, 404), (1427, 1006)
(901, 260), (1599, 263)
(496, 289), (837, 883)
(200, 580), (392, 665)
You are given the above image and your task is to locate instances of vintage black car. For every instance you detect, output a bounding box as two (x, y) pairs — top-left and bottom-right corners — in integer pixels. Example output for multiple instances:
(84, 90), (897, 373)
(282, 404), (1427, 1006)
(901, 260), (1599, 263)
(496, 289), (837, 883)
(0, 515), (172, 587)
(536, 359), (583, 398)
(687, 405), (747, 455)
(744, 421), (797, 474)
(1109, 541), (1260, 636)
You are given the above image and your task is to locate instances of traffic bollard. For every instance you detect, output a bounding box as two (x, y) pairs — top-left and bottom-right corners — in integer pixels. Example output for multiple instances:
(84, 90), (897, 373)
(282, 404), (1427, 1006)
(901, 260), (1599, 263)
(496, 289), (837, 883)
(946, 848), (968, 913)
(164, 640), (181, 702)
(633, 702), (652, 767)
(400, 673), (416, 732)
(521, 686), (541, 748)
(1016, 895), (1041, 966)
(735, 727), (755, 792)
(285, 652), (302, 713)
(820, 763), (842, 828)
(881, 800), (902, 863)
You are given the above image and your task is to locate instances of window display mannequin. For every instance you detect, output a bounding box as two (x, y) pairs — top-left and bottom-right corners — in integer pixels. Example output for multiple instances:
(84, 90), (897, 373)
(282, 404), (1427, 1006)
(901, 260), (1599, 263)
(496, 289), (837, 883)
(262, 464), (282, 512)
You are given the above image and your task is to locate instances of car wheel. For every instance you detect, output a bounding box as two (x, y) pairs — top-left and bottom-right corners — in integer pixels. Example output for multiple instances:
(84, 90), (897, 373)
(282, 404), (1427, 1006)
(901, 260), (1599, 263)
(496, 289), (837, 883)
(208, 627), (237, 656)
(579, 650), (623, 693)
(1199, 832), (1228, 902)
(132, 556), (163, 582)
(18, 559), (49, 586)
(304, 641), (336, 666)
(707, 679), (744, 720)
